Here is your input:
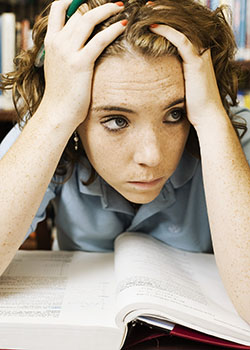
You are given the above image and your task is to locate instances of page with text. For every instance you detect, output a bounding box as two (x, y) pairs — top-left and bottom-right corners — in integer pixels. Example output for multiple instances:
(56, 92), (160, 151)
(0, 251), (117, 328)
(114, 232), (250, 345)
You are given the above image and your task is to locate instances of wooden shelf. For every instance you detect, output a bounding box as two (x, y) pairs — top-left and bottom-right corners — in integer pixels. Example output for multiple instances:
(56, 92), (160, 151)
(0, 109), (17, 122)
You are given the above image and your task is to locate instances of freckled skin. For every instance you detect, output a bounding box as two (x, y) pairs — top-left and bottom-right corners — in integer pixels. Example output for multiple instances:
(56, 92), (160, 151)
(78, 53), (190, 203)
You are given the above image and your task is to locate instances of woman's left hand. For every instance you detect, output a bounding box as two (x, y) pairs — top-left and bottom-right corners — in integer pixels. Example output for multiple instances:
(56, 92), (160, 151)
(150, 25), (227, 130)
(152, 24), (250, 325)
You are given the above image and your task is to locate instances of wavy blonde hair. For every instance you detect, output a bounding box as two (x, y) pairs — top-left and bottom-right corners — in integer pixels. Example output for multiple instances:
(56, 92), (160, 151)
(0, 0), (246, 182)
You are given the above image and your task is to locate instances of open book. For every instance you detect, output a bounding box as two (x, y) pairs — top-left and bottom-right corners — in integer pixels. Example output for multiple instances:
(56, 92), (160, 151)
(0, 232), (249, 350)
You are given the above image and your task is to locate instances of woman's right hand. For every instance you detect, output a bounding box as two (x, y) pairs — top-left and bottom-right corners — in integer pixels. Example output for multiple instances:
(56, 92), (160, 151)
(41, 0), (125, 128)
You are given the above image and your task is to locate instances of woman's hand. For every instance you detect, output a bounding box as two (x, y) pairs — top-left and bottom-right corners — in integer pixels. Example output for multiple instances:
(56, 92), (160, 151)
(41, 0), (126, 128)
(150, 24), (227, 130)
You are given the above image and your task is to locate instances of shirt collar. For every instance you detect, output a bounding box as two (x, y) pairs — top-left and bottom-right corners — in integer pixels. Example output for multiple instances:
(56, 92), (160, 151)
(77, 160), (134, 214)
(77, 158), (103, 196)
(170, 150), (199, 189)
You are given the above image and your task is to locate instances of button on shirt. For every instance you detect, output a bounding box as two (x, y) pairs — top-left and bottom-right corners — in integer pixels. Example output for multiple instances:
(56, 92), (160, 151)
(1, 107), (250, 253)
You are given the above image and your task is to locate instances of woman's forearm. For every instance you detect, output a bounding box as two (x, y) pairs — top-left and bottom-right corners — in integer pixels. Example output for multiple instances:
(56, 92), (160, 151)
(0, 104), (75, 276)
(196, 111), (250, 324)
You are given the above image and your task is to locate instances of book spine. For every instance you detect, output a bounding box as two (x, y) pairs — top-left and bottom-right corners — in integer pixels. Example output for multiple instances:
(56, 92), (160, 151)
(0, 15), (2, 99)
(244, 93), (250, 109)
(238, 90), (250, 108)
(233, 0), (247, 60)
(21, 19), (31, 52)
(239, 0), (247, 58)
(1, 13), (16, 76)
(219, 0), (234, 7)
(1, 12), (16, 110)
(210, 0), (219, 10)
(15, 21), (22, 55)
(245, 0), (250, 59)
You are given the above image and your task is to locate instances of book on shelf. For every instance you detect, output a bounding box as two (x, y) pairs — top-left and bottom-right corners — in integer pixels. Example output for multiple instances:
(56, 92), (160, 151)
(233, 0), (248, 60)
(246, 0), (250, 58)
(238, 90), (250, 109)
(0, 12), (15, 110)
(0, 232), (249, 350)
(200, 0), (250, 61)
(0, 11), (32, 111)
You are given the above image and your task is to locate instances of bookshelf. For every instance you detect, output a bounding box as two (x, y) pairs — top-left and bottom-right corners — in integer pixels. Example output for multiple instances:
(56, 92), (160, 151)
(0, 0), (48, 140)
(200, 0), (250, 107)
(0, 0), (52, 249)
(0, 0), (48, 24)
(0, 0), (249, 120)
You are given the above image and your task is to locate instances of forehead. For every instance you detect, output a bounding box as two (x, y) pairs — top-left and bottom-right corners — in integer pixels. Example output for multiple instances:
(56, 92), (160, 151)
(91, 53), (184, 108)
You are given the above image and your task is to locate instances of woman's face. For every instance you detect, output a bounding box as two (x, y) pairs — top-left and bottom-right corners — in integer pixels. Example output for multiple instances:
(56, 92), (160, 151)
(78, 53), (190, 204)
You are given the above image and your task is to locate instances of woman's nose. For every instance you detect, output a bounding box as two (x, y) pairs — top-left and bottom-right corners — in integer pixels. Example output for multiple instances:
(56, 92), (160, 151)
(133, 129), (162, 167)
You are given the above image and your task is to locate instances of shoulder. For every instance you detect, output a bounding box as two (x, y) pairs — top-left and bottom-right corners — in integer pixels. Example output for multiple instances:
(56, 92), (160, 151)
(230, 105), (250, 120)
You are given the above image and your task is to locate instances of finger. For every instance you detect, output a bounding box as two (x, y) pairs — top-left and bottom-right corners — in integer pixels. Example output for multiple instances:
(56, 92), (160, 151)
(80, 20), (127, 65)
(64, 2), (124, 49)
(150, 25), (199, 64)
(68, 1), (124, 24)
(47, 0), (73, 34)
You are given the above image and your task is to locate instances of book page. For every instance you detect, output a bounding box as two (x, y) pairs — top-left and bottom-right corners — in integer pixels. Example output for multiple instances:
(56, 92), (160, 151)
(114, 232), (250, 345)
(0, 250), (117, 328)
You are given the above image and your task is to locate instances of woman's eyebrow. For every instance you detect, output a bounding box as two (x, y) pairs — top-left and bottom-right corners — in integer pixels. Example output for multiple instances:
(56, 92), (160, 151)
(163, 97), (185, 110)
(91, 106), (135, 114)
(91, 98), (185, 114)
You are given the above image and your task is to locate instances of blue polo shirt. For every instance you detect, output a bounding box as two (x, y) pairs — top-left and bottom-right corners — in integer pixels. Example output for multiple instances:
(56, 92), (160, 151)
(1, 106), (250, 253)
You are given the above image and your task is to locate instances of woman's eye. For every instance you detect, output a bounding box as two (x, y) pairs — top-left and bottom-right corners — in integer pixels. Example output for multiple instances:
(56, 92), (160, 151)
(101, 116), (128, 131)
(164, 108), (187, 123)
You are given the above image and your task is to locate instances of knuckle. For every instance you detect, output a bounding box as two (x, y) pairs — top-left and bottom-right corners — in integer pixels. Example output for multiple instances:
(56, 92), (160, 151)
(83, 10), (94, 20)
(50, 1), (61, 11)
(93, 34), (109, 49)
(81, 12), (94, 26)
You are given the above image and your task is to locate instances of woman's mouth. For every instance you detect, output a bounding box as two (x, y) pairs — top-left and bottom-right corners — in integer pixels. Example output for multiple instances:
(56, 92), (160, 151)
(128, 177), (165, 189)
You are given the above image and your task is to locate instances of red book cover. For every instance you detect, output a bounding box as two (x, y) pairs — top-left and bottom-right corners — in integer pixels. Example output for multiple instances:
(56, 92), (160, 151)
(122, 320), (250, 349)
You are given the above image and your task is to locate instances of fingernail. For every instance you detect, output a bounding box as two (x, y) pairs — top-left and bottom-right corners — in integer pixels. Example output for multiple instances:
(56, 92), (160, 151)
(150, 23), (158, 28)
(120, 19), (128, 26)
(115, 1), (124, 6)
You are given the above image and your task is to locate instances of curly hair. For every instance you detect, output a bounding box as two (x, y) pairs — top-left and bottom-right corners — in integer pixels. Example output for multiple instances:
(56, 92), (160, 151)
(0, 0), (246, 183)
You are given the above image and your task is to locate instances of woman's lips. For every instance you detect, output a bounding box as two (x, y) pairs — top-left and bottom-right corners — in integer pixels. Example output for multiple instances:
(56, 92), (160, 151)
(128, 177), (164, 189)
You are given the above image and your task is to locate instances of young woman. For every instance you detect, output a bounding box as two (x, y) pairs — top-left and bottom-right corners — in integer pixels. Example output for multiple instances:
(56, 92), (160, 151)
(0, 0), (249, 323)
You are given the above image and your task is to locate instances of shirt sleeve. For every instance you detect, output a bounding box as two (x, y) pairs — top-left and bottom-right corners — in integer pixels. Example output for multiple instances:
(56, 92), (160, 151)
(0, 124), (58, 238)
(0, 123), (22, 159)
